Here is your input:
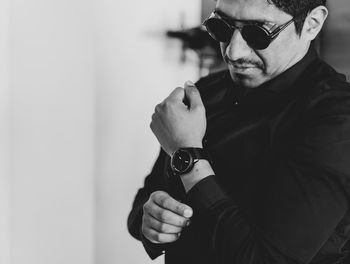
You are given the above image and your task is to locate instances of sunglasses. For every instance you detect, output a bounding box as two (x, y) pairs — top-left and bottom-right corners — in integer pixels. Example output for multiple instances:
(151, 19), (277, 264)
(203, 11), (296, 50)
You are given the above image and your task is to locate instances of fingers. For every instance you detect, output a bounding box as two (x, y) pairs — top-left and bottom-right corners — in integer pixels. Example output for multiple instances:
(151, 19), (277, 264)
(184, 81), (204, 110)
(144, 200), (190, 227)
(166, 87), (185, 103)
(152, 88), (186, 117)
(156, 84), (203, 111)
(151, 191), (193, 219)
(184, 80), (195, 88)
(144, 212), (183, 234)
(142, 191), (193, 244)
(142, 224), (181, 244)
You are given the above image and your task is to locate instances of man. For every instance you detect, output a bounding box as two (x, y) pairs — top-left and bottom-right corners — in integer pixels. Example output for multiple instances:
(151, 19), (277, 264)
(128, 0), (350, 263)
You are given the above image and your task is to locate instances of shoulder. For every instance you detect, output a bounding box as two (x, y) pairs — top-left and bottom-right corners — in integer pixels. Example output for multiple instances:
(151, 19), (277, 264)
(301, 59), (350, 118)
(274, 60), (350, 148)
(295, 61), (350, 152)
(286, 62), (350, 181)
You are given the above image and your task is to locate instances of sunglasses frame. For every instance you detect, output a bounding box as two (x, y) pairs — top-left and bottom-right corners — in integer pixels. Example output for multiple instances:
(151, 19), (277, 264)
(203, 11), (296, 50)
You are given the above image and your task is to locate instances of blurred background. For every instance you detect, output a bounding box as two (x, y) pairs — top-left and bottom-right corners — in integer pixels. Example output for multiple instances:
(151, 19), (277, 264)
(0, 0), (349, 264)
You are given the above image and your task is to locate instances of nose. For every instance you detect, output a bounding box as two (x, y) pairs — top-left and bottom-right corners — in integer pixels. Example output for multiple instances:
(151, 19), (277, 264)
(225, 29), (252, 62)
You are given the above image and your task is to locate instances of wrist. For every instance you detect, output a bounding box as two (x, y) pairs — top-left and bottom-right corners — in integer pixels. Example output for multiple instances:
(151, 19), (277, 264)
(180, 159), (214, 192)
(170, 143), (203, 156)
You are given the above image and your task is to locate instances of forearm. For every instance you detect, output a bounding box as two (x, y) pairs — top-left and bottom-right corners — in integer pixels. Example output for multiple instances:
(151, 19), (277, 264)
(180, 157), (348, 264)
(179, 162), (274, 263)
(185, 176), (289, 264)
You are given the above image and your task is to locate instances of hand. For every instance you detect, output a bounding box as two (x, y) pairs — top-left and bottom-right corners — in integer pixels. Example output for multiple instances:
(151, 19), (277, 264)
(142, 191), (193, 244)
(150, 81), (207, 156)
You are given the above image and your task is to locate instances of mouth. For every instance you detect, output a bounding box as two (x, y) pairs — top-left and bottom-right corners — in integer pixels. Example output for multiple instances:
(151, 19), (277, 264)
(228, 63), (258, 74)
(229, 62), (257, 69)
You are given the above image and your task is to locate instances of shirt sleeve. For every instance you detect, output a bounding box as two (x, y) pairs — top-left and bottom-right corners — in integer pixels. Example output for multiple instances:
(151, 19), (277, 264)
(127, 149), (168, 259)
(186, 89), (350, 264)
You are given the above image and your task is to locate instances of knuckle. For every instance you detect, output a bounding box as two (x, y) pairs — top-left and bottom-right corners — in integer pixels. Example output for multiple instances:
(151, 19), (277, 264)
(159, 211), (169, 222)
(178, 217), (187, 227)
(154, 104), (162, 113)
(175, 201), (186, 212)
(158, 196), (168, 207)
(155, 233), (163, 242)
(149, 192), (156, 200)
(163, 100), (173, 108)
(175, 87), (184, 93)
(141, 224), (148, 237)
(150, 117), (157, 130)
(142, 202), (149, 213)
(151, 190), (164, 201)
(178, 220), (185, 227)
(151, 112), (156, 121)
(158, 223), (167, 233)
(150, 190), (161, 200)
(149, 232), (158, 242)
(174, 205), (183, 216)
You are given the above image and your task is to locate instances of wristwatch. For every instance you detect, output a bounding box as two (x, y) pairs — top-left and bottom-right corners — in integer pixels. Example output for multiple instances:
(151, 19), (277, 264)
(170, 147), (211, 176)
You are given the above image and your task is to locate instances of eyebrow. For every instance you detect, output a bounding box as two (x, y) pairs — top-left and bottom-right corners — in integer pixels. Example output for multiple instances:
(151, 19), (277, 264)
(214, 8), (274, 24)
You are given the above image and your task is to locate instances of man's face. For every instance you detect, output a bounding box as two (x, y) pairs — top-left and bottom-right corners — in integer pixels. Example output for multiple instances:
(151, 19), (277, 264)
(217, 0), (309, 88)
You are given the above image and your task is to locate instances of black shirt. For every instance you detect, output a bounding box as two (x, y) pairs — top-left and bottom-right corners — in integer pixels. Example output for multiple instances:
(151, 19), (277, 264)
(128, 48), (350, 264)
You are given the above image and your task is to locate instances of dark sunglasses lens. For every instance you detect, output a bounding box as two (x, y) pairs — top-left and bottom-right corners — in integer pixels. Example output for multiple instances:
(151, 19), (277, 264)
(242, 25), (271, 50)
(205, 18), (232, 42)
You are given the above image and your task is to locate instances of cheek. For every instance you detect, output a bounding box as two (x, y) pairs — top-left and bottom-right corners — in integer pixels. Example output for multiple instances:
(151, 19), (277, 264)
(269, 32), (302, 66)
(220, 43), (227, 60)
(255, 51), (278, 74)
(248, 49), (269, 75)
(255, 38), (297, 75)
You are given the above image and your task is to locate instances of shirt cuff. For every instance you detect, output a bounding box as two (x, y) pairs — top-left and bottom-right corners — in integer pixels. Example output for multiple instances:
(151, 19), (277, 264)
(186, 175), (230, 214)
(140, 227), (167, 260)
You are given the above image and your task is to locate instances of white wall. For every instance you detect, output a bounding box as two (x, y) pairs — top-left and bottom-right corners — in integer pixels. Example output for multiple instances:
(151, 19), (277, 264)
(1, 1), (202, 263)
(322, 0), (350, 80)
(7, 0), (95, 263)
(94, 1), (201, 263)
(0, 0), (10, 263)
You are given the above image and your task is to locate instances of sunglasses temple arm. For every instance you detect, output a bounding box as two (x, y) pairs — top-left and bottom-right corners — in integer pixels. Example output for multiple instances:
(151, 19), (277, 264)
(270, 19), (295, 39)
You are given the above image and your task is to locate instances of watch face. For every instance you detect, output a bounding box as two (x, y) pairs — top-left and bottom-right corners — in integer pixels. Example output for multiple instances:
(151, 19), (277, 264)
(171, 149), (193, 174)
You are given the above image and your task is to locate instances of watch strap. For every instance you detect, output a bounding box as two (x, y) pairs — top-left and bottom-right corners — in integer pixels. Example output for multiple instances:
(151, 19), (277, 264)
(185, 148), (211, 162)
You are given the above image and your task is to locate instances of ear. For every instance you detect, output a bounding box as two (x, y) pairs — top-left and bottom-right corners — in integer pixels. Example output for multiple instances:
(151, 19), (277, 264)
(302, 6), (328, 41)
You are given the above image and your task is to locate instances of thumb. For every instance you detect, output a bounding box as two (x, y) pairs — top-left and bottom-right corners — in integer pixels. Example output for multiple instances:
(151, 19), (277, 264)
(184, 81), (203, 109)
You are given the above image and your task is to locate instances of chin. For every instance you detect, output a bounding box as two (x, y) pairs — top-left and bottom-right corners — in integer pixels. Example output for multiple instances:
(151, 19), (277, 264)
(229, 72), (265, 89)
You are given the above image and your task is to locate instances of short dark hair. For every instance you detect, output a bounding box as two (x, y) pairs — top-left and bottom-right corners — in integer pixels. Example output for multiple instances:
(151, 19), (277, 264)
(267, 0), (327, 35)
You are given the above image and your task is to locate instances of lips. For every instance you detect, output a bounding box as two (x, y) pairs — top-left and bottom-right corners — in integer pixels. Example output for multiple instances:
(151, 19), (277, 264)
(229, 63), (257, 69)
(229, 64), (258, 75)
(225, 57), (261, 69)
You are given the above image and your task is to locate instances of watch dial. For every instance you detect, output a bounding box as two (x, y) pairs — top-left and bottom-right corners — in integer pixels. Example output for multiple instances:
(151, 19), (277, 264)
(172, 149), (192, 173)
